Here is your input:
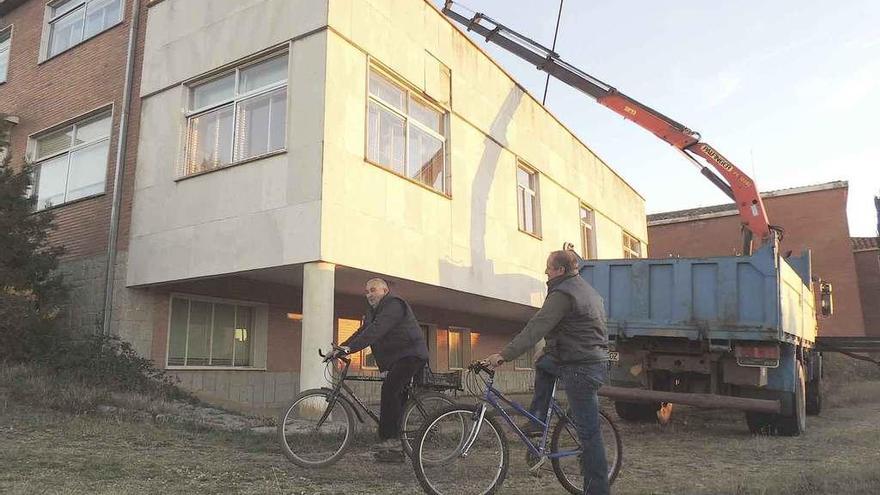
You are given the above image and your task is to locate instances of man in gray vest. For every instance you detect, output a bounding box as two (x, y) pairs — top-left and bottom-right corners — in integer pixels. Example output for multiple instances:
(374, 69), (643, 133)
(484, 250), (610, 494)
(331, 278), (429, 463)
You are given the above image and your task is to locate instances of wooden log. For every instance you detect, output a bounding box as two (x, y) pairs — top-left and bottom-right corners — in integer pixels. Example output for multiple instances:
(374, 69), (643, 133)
(598, 385), (782, 414)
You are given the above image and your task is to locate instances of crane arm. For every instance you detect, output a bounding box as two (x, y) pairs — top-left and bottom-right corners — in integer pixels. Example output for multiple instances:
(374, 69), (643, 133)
(442, 1), (772, 245)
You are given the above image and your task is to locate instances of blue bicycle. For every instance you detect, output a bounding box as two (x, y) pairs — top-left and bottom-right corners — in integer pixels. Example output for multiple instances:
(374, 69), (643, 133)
(411, 361), (622, 494)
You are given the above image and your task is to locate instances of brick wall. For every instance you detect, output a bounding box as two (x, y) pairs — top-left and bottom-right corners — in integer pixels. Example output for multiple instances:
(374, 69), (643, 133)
(853, 248), (880, 336)
(648, 185), (866, 337)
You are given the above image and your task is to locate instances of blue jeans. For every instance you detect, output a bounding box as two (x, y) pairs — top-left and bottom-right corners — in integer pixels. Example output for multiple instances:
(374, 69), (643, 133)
(561, 361), (610, 495)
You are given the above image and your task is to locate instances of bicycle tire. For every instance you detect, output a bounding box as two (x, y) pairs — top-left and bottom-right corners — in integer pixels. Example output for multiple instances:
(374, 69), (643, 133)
(400, 391), (456, 458)
(412, 404), (509, 495)
(277, 388), (356, 468)
(550, 410), (623, 494)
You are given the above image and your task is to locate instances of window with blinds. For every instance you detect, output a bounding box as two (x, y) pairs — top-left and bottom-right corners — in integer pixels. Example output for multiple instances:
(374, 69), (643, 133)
(32, 111), (111, 210)
(167, 296), (254, 367)
(182, 52), (288, 177)
(0, 27), (11, 83)
(46, 0), (123, 58)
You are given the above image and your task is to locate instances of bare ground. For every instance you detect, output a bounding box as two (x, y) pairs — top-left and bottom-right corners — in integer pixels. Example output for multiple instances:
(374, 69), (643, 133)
(2, 355), (879, 494)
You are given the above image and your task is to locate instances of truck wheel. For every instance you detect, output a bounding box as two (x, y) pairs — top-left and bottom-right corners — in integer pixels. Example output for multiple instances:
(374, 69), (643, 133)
(805, 376), (822, 416)
(775, 361), (806, 436)
(614, 401), (661, 422)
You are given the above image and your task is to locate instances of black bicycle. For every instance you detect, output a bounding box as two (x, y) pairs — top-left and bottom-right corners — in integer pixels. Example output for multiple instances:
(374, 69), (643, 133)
(277, 346), (462, 467)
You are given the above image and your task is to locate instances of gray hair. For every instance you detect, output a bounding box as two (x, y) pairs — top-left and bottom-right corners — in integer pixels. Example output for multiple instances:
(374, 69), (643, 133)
(365, 278), (389, 290)
(548, 250), (579, 274)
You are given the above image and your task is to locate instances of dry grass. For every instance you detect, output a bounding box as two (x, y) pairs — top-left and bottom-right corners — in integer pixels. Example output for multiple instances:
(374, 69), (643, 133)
(2, 355), (879, 494)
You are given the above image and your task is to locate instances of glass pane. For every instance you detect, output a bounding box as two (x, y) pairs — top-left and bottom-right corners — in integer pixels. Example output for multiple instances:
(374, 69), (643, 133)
(191, 74), (234, 110)
(49, 7), (85, 56)
(523, 192), (535, 234)
(407, 124), (444, 191)
(74, 114), (111, 145)
(66, 140), (108, 201)
(36, 126), (74, 159)
(168, 298), (189, 366)
(211, 304), (235, 366)
(517, 167), (531, 189)
(83, 0), (121, 39)
(366, 102), (405, 174)
(185, 105), (234, 175)
(235, 87), (286, 160)
(36, 155), (69, 210)
(448, 331), (461, 369)
(52, 0), (84, 17)
(363, 347), (377, 369)
(580, 206), (592, 225)
(186, 301), (211, 366)
(369, 70), (405, 111)
(409, 95), (443, 134)
(0, 32), (9, 83)
(234, 306), (252, 367)
(239, 54), (288, 94)
(517, 188), (526, 231)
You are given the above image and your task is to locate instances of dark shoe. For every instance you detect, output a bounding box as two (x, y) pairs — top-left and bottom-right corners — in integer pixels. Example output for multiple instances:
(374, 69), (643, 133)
(373, 449), (405, 464)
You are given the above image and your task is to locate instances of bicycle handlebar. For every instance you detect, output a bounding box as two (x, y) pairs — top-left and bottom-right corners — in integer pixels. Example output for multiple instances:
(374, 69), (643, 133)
(319, 345), (351, 364)
(468, 360), (496, 376)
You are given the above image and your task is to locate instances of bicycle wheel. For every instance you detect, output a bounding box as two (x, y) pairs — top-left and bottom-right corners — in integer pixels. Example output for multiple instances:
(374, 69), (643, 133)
(550, 410), (623, 494)
(412, 405), (509, 495)
(401, 391), (456, 458)
(277, 388), (356, 468)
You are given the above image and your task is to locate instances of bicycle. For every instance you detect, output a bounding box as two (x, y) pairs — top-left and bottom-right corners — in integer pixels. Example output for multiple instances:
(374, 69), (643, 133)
(277, 346), (462, 467)
(411, 361), (622, 495)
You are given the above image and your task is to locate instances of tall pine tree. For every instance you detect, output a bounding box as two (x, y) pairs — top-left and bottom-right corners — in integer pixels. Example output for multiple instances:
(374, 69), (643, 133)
(0, 122), (68, 362)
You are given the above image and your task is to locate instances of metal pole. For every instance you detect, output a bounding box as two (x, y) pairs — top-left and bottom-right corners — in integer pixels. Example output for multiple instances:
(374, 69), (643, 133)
(541, 0), (564, 105)
(102, 0), (141, 335)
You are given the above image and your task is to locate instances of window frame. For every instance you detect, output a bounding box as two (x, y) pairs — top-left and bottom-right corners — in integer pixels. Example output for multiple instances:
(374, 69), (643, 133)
(365, 64), (451, 197)
(516, 161), (541, 238)
(164, 293), (267, 371)
(0, 26), (12, 84)
(30, 108), (113, 211)
(580, 204), (596, 259)
(180, 50), (289, 178)
(622, 231), (642, 259)
(44, 0), (124, 60)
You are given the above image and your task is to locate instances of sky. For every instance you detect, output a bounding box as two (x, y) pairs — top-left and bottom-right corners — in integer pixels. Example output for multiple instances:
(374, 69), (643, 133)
(433, 0), (880, 236)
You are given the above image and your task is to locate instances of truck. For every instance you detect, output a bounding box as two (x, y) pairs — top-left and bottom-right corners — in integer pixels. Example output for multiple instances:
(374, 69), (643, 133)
(441, 1), (838, 435)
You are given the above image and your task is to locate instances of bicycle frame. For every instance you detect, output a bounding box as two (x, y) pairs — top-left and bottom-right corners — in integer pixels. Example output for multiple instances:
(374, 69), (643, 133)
(462, 369), (580, 462)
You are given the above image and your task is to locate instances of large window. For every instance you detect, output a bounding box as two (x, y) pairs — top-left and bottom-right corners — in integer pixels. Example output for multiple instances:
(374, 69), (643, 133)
(623, 232), (642, 258)
(32, 112), (111, 210)
(47, 0), (123, 58)
(580, 205), (595, 259)
(168, 296), (254, 367)
(447, 328), (471, 370)
(183, 52), (288, 177)
(516, 163), (540, 236)
(0, 27), (11, 83)
(367, 67), (448, 194)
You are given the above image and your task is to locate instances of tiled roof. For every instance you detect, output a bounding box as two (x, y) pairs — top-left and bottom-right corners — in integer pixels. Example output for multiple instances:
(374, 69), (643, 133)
(852, 237), (879, 251)
(648, 181), (848, 224)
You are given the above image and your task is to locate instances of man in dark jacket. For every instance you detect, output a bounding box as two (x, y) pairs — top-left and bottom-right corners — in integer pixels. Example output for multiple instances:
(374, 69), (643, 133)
(484, 250), (610, 494)
(332, 278), (429, 462)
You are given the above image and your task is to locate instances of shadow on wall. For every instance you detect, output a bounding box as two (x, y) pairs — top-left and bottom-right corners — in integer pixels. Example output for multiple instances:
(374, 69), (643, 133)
(438, 86), (546, 311)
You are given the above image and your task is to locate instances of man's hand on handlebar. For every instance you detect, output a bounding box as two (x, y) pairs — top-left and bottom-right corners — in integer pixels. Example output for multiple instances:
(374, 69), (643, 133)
(482, 353), (504, 369)
(321, 344), (350, 362)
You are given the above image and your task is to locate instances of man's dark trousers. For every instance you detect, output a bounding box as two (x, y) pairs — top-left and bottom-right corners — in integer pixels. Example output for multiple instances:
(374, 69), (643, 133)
(378, 356), (427, 440)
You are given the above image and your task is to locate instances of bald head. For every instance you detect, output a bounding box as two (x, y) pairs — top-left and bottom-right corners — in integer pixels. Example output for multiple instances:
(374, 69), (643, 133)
(364, 278), (390, 307)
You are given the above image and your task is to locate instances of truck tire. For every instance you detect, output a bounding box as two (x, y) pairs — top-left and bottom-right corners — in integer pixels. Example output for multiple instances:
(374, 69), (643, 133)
(805, 376), (822, 416)
(614, 401), (661, 422)
(745, 362), (807, 436)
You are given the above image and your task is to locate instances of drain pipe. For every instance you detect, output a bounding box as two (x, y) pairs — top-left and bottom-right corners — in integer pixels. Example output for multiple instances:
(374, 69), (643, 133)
(102, 0), (142, 335)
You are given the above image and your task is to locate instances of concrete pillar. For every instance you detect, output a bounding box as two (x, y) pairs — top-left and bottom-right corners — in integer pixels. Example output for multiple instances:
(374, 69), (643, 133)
(300, 262), (336, 392)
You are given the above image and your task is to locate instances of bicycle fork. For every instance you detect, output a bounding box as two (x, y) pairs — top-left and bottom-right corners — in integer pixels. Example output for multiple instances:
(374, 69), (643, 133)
(459, 403), (488, 458)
